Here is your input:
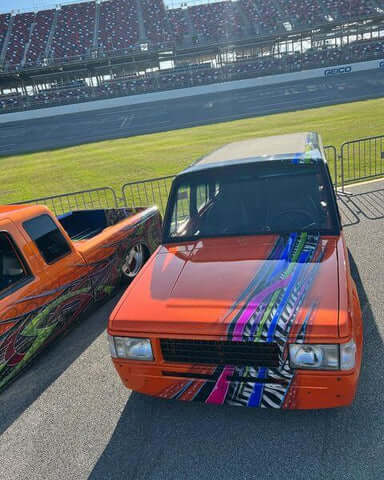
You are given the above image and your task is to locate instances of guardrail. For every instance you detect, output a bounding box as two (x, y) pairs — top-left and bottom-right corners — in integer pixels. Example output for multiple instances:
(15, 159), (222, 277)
(14, 187), (118, 216)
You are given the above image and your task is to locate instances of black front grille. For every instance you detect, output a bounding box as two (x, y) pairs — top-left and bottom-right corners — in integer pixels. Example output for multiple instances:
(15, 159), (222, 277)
(160, 339), (279, 368)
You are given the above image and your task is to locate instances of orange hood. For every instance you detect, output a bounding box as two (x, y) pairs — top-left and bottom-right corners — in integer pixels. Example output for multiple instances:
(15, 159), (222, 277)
(110, 234), (340, 340)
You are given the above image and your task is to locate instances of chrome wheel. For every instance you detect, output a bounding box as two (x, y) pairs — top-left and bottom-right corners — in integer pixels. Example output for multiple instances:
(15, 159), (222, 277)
(122, 244), (144, 279)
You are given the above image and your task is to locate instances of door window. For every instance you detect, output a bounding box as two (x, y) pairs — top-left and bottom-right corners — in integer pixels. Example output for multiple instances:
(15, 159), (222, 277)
(169, 185), (191, 237)
(0, 232), (31, 295)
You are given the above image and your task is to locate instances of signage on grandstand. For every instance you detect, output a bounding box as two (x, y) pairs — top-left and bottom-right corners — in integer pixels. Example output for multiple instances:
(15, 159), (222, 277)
(378, 60), (384, 69)
(324, 66), (352, 76)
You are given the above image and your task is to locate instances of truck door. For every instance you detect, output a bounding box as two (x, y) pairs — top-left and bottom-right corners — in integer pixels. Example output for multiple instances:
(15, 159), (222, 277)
(0, 218), (74, 389)
(0, 220), (41, 334)
(20, 213), (93, 339)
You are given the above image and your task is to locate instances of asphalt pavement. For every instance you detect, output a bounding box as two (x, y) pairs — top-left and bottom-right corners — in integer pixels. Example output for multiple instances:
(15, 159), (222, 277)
(0, 180), (383, 480)
(1, 69), (384, 157)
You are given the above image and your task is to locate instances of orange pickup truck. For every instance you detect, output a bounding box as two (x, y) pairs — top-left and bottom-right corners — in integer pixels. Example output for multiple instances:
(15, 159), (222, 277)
(0, 203), (161, 390)
(108, 133), (363, 409)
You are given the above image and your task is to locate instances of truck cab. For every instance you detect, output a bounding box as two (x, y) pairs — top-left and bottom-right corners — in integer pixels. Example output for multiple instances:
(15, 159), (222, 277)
(108, 132), (363, 409)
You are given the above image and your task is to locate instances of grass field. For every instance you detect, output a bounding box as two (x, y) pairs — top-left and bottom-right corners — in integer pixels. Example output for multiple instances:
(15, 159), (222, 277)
(1, 96), (384, 205)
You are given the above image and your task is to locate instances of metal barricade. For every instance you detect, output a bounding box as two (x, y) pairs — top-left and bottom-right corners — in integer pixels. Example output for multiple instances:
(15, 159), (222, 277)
(324, 145), (339, 189)
(122, 175), (176, 215)
(15, 187), (118, 216)
(340, 135), (384, 190)
(10, 135), (384, 214)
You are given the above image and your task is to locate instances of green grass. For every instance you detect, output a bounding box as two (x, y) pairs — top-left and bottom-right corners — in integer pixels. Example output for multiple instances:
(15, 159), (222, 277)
(1, 96), (384, 205)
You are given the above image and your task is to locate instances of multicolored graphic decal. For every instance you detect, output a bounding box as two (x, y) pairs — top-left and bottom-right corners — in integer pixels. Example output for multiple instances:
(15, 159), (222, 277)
(291, 133), (322, 165)
(0, 275), (93, 390)
(158, 233), (326, 408)
(0, 208), (161, 391)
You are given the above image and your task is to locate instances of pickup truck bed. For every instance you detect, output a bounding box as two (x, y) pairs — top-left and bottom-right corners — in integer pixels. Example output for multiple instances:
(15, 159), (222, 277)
(58, 207), (147, 241)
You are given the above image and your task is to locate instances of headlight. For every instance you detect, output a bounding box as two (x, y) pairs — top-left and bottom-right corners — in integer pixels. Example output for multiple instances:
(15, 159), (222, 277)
(108, 335), (153, 361)
(340, 340), (356, 370)
(289, 344), (339, 370)
(289, 341), (357, 370)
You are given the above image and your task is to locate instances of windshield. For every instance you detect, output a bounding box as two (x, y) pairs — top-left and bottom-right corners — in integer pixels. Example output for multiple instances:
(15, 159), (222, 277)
(163, 162), (339, 242)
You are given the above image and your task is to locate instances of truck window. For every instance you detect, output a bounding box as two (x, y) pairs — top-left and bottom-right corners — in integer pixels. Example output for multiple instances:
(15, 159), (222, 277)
(0, 232), (31, 295)
(170, 185), (191, 237)
(23, 214), (71, 264)
(164, 162), (339, 242)
(196, 183), (210, 212)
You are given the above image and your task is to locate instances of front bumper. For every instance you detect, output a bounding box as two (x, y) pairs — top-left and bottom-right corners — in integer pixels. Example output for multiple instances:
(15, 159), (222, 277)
(112, 359), (360, 409)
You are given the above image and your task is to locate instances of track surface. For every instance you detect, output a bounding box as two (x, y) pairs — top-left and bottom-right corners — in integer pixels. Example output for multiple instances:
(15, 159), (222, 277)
(0, 180), (383, 480)
(1, 69), (384, 156)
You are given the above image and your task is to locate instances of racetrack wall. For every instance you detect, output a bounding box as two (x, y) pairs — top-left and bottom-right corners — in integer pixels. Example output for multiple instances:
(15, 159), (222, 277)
(1, 57), (383, 124)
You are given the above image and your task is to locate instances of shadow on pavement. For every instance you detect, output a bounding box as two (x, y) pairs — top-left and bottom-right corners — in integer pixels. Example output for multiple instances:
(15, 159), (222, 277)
(90, 254), (384, 480)
(348, 187), (384, 220)
(337, 194), (360, 227)
(0, 291), (122, 436)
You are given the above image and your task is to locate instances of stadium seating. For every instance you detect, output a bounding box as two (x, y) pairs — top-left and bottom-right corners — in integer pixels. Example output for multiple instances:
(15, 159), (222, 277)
(4, 37), (384, 114)
(25, 10), (55, 66)
(190, 2), (244, 42)
(166, 8), (188, 44)
(0, 0), (381, 68)
(142, 0), (172, 43)
(51, 2), (96, 59)
(321, 0), (378, 20)
(98, 0), (139, 53)
(5, 13), (35, 65)
(274, 0), (326, 28)
(0, 0), (384, 113)
(252, 0), (283, 34)
(0, 14), (11, 55)
(0, 93), (26, 111)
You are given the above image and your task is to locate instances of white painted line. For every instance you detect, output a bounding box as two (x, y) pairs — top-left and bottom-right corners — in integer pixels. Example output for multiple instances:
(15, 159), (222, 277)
(120, 114), (135, 129)
(0, 144), (17, 149)
(345, 177), (384, 188)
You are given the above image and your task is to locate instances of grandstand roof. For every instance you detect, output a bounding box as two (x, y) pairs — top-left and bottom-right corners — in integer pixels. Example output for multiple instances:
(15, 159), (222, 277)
(181, 132), (323, 174)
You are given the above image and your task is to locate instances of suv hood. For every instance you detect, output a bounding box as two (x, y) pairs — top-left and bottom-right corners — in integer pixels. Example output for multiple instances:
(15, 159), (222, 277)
(110, 233), (340, 340)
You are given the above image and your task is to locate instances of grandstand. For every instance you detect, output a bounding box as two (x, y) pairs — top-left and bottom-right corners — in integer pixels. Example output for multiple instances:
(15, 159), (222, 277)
(1, 0), (384, 113)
